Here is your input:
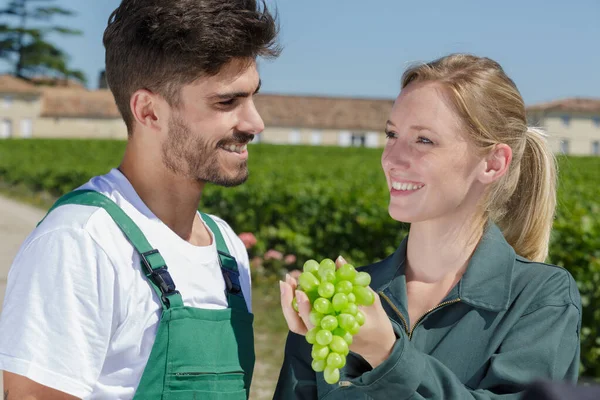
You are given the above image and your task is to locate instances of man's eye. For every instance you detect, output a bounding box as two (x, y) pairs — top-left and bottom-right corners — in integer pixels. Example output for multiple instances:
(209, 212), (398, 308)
(219, 99), (236, 106)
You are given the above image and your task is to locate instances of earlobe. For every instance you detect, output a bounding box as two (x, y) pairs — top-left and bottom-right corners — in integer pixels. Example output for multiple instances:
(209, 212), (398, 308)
(130, 90), (161, 131)
(480, 144), (512, 184)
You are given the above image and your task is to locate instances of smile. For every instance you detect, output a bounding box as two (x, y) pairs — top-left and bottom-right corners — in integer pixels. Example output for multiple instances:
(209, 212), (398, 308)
(220, 144), (248, 154)
(391, 181), (425, 191)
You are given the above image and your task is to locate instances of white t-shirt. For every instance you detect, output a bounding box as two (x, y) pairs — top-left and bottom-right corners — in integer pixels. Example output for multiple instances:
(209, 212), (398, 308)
(0, 169), (252, 399)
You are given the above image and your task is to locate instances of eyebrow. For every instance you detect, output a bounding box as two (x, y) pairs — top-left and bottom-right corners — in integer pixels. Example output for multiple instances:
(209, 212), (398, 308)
(385, 120), (437, 134)
(210, 79), (262, 100)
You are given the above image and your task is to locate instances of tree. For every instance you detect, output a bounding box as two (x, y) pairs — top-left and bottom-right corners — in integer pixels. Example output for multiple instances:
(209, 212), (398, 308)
(0, 0), (86, 85)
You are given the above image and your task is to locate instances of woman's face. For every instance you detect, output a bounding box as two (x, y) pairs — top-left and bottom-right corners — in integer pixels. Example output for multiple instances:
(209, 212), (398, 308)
(381, 82), (489, 225)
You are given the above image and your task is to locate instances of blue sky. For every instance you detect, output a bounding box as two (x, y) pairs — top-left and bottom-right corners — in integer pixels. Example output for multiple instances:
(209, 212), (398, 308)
(2, 0), (599, 105)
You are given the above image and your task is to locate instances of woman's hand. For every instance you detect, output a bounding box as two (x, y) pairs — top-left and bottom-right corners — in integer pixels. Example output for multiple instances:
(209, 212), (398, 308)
(280, 256), (397, 368)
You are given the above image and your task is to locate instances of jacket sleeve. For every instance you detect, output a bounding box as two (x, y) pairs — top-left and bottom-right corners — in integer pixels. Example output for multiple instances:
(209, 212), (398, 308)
(273, 331), (318, 399)
(348, 303), (581, 400)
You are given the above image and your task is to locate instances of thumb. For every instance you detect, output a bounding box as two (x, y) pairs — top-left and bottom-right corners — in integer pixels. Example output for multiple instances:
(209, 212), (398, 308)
(335, 255), (348, 269)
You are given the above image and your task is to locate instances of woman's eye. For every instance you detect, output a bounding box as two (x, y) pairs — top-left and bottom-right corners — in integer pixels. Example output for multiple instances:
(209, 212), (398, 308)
(385, 130), (397, 139)
(417, 136), (433, 145)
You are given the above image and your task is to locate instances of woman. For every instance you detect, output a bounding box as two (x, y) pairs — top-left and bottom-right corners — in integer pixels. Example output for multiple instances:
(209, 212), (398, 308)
(274, 53), (581, 399)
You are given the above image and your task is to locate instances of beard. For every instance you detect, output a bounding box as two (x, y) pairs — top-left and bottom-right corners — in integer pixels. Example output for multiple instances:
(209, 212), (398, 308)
(161, 113), (251, 187)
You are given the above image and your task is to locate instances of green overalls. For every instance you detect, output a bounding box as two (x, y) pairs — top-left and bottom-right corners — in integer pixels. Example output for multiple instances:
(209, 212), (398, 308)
(42, 190), (255, 399)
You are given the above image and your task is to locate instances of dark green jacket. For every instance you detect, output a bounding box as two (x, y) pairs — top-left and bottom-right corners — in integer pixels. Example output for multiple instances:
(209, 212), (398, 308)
(274, 224), (582, 399)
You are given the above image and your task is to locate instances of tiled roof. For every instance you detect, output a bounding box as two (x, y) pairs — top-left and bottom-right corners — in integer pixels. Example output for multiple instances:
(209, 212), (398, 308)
(0, 74), (41, 94)
(254, 94), (394, 131)
(526, 98), (600, 114)
(40, 88), (121, 119)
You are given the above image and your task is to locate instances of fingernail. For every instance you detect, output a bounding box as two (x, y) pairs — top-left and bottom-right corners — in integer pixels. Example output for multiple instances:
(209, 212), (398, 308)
(295, 290), (304, 303)
(279, 281), (286, 296)
(337, 255), (347, 264)
(285, 273), (292, 283)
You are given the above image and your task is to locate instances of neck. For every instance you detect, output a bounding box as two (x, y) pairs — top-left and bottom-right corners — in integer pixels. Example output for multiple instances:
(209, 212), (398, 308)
(119, 141), (205, 243)
(406, 213), (486, 284)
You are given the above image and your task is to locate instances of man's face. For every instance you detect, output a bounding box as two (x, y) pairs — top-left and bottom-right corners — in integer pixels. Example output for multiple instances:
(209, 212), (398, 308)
(161, 59), (264, 187)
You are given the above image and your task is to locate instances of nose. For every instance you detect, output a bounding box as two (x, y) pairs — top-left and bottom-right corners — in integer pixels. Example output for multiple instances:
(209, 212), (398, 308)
(237, 99), (265, 136)
(381, 138), (411, 171)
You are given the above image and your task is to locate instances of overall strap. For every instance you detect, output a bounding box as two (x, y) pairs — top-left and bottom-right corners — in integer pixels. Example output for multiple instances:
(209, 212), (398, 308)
(200, 213), (250, 313)
(39, 189), (183, 310)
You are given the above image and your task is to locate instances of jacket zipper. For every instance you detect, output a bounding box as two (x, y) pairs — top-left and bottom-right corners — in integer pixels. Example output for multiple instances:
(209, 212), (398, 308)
(333, 294), (460, 390)
(379, 291), (461, 340)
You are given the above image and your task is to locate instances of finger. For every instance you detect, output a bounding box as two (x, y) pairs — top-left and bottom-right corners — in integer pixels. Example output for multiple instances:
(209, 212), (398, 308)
(285, 273), (298, 290)
(295, 290), (315, 330)
(280, 281), (308, 335)
(335, 255), (348, 270)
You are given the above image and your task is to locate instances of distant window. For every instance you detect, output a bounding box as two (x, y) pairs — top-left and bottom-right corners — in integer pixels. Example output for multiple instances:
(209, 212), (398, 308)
(560, 139), (570, 154)
(593, 117), (600, 128)
(561, 115), (571, 126)
(20, 118), (33, 138)
(3, 96), (12, 108)
(1, 119), (12, 138)
(351, 133), (366, 147)
(593, 141), (600, 156)
(338, 131), (351, 147)
(310, 130), (322, 145)
(366, 133), (379, 148)
(289, 130), (301, 144)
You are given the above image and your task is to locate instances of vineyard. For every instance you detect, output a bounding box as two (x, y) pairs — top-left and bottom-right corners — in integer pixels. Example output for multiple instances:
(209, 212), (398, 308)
(1, 138), (599, 382)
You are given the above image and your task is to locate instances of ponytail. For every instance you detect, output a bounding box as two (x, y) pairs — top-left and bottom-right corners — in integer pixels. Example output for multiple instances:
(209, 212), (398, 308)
(496, 127), (557, 262)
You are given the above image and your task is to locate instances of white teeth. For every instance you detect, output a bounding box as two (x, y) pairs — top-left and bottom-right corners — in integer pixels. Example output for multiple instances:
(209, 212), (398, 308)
(392, 181), (424, 191)
(229, 145), (236, 152)
(222, 143), (248, 154)
(241, 144), (247, 152)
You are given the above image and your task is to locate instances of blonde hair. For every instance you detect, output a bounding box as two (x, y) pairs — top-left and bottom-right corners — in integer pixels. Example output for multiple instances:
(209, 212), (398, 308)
(401, 54), (557, 262)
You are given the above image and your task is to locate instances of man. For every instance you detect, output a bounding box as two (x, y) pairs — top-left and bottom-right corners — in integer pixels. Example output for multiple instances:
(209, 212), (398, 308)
(0, 0), (280, 398)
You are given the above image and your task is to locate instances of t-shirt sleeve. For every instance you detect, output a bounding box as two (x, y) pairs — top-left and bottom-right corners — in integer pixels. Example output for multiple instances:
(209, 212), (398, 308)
(0, 227), (117, 398)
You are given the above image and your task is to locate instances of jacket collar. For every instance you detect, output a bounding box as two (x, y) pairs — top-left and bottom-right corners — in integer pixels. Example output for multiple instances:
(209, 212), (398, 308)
(368, 222), (515, 313)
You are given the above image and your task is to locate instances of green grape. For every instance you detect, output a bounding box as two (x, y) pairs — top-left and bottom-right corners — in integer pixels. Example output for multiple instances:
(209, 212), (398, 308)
(347, 293), (356, 303)
(311, 358), (326, 372)
(311, 344), (330, 360)
(332, 328), (353, 345)
(326, 352), (344, 369)
(306, 327), (319, 344)
(314, 297), (333, 314)
(309, 310), (323, 327)
(337, 313), (357, 331)
(341, 302), (358, 316)
(298, 272), (320, 292)
(320, 258), (336, 271)
(355, 310), (365, 326)
(332, 293), (349, 312)
(292, 297), (298, 312)
(320, 315), (339, 331)
(354, 271), (371, 287)
(336, 263), (357, 281)
(322, 270), (337, 283)
(353, 285), (375, 306)
(348, 321), (361, 335)
(306, 290), (320, 304)
(316, 329), (333, 345)
(330, 335), (349, 354)
(318, 260), (336, 280)
(335, 280), (353, 294)
(339, 355), (347, 368)
(324, 366), (340, 385)
(318, 281), (335, 299)
(303, 259), (320, 274)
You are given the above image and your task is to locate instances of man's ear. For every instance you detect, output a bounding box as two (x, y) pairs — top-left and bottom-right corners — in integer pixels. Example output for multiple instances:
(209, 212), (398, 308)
(130, 89), (165, 132)
(479, 143), (512, 184)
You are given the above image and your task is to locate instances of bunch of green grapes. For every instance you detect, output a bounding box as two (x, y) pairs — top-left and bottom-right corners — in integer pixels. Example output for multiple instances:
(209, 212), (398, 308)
(293, 258), (374, 384)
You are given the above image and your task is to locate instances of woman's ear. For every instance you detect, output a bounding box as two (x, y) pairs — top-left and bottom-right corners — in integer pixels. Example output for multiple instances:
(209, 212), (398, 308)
(479, 143), (512, 184)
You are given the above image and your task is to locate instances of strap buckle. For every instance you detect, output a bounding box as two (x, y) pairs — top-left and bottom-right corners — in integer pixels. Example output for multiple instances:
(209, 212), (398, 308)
(140, 250), (180, 304)
(217, 250), (242, 296)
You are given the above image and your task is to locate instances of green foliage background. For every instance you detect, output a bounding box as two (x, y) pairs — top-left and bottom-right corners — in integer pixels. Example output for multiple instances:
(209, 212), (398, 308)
(1, 139), (598, 377)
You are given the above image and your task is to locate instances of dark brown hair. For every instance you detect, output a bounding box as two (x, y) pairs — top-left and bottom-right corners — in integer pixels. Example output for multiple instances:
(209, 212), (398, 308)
(103, 0), (280, 132)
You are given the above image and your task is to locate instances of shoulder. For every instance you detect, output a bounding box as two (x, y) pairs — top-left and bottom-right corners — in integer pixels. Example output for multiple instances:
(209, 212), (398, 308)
(512, 256), (581, 314)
